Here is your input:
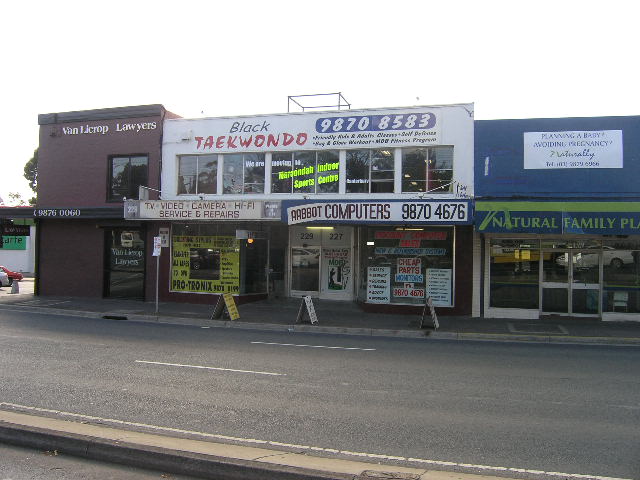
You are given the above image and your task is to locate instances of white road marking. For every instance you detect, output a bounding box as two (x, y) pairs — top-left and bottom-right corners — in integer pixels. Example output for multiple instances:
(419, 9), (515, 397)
(135, 360), (285, 376)
(0, 402), (631, 480)
(251, 341), (375, 351)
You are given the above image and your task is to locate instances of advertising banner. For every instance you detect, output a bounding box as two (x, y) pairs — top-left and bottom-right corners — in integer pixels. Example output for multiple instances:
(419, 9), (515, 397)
(524, 130), (623, 169)
(170, 236), (239, 294)
(476, 201), (640, 234)
(168, 106), (446, 154)
(324, 248), (351, 291)
(2, 236), (27, 250)
(284, 200), (471, 225)
(367, 267), (390, 303)
(125, 200), (281, 221)
(426, 268), (452, 306)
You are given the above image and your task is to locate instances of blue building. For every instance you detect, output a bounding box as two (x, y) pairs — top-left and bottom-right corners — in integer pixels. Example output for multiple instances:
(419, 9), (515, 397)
(475, 115), (640, 320)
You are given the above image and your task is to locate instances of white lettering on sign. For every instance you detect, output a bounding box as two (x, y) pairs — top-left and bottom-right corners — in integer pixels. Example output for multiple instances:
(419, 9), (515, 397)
(131, 200), (279, 221)
(287, 201), (469, 225)
(116, 122), (158, 133)
(61, 122), (157, 136)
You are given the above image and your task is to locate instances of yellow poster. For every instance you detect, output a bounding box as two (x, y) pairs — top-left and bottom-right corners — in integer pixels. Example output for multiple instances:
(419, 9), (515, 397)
(170, 236), (240, 294)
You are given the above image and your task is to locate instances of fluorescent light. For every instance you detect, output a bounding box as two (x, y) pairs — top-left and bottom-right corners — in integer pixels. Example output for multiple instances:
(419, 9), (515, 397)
(367, 241), (375, 245)
(306, 226), (334, 230)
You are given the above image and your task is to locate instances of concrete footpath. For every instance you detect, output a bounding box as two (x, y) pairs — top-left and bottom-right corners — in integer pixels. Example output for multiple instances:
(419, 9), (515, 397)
(0, 278), (639, 346)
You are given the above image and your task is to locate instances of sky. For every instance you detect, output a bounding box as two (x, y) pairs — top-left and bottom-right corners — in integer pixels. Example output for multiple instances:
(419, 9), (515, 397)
(2, 0), (639, 204)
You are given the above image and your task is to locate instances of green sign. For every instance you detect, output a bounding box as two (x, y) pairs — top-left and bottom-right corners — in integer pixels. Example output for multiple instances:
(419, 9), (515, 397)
(475, 201), (640, 234)
(2, 236), (27, 250)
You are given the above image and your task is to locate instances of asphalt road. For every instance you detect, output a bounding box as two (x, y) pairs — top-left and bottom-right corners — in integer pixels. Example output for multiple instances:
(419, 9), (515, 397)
(0, 309), (638, 479)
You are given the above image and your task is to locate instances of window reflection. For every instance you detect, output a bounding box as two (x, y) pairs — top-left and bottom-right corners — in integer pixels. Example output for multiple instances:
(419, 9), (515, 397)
(489, 239), (540, 309)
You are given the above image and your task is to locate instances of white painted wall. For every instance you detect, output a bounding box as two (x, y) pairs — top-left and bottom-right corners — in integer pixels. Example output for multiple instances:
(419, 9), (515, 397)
(0, 226), (35, 274)
(160, 104), (474, 201)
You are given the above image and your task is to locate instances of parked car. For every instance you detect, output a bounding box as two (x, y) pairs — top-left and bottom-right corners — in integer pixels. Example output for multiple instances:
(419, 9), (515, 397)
(555, 247), (635, 269)
(0, 266), (22, 286)
(0, 270), (8, 287)
(292, 249), (320, 267)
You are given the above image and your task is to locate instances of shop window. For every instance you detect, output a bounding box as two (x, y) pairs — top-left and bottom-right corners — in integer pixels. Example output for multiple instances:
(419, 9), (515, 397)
(489, 239), (539, 309)
(223, 153), (265, 194)
(169, 223), (280, 295)
(346, 149), (394, 193)
(603, 240), (640, 313)
(271, 151), (339, 194)
(178, 155), (217, 195)
(362, 227), (453, 306)
(401, 147), (453, 193)
(108, 155), (148, 201)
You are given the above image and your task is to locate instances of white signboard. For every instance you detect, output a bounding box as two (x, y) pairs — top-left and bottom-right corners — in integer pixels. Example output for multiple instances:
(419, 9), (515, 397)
(125, 200), (281, 221)
(167, 106), (444, 154)
(158, 228), (170, 247)
(395, 258), (423, 283)
(304, 296), (318, 324)
(367, 267), (390, 303)
(152, 236), (162, 257)
(524, 130), (623, 169)
(426, 268), (452, 306)
(287, 201), (469, 225)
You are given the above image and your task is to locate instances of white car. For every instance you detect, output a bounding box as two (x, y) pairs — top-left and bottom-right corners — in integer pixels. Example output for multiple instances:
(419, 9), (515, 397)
(0, 271), (9, 287)
(292, 249), (320, 267)
(555, 247), (635, 269)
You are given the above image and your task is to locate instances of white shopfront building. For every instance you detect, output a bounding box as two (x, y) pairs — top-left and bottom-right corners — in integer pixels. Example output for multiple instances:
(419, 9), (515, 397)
(137, 104), (476, 312)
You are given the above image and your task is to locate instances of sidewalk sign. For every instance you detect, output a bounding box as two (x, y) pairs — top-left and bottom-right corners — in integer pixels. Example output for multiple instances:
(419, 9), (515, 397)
(420, 296), (439, 329)
(296, 295), (318, 325)
(211, 293), (240, 321)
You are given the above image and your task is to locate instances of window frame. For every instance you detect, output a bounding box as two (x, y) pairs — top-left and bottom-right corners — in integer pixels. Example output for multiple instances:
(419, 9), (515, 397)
(107, 154), (149, 202)
(222, 153), (266, 194)
(401, 146), (454, 194)
(177, 154), (218, 195)
(346, 149), (395, 194)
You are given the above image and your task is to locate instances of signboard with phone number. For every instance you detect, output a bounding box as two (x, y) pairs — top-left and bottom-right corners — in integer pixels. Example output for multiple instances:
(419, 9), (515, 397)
(316, 112), (436, 133)
(285, 200), (472, 225)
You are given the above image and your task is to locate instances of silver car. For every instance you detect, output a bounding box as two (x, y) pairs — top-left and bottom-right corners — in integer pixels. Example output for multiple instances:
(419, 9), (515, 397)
(0, 270), (9, 287)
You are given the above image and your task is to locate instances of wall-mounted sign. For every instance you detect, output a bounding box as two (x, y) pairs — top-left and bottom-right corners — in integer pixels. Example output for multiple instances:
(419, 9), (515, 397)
(476, 201), (640, 234)
(125, 200), (281, 221)
(367, 266), (390, 303)
(284, 200), (471, 225)
(524, 130), (623, 169)
(1, 225), (30, 236)
(167, 106), (446, 154)
(59, 121), (157, 137)
(2, 236), (27, 250)
(32, 207), (123, 219)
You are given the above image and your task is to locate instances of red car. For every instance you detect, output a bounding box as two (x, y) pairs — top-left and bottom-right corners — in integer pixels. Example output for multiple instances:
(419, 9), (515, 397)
(0, 266), (23, 286)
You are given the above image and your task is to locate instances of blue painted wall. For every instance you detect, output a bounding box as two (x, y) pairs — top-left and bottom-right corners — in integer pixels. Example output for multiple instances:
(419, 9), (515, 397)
(475, 116), (640, 198)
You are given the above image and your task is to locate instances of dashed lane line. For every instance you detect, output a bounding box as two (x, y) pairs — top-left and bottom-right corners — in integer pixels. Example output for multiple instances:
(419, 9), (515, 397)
(251, 341), (376, 351)
(135, 360), (286, 376)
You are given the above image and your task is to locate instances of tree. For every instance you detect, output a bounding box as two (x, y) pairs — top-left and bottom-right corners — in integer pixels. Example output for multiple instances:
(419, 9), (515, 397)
(24, 148), (38, 205)
(8, 192), (27, 206)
